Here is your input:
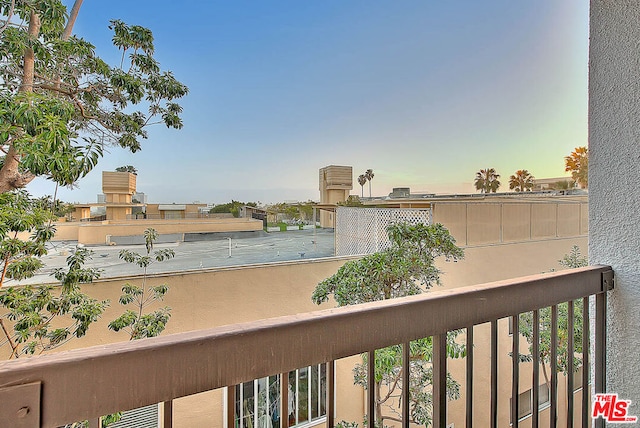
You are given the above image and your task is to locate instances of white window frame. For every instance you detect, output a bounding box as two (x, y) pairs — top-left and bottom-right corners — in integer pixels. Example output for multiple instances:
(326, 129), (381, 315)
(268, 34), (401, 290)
(233, 364), (327, 428)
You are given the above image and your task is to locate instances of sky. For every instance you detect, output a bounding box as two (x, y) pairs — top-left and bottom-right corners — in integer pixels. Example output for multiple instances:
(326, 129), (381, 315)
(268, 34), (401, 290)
(27, 1), (590, 205)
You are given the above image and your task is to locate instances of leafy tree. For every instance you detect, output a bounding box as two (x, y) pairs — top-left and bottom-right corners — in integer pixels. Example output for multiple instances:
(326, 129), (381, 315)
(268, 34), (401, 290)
(564, 146), (588, 189)
(517, 246), (588, 388)
(0, 0), (188, 193)
(108, 228), (174, 340)
(312, 222), (464, 426)
(474, 168), (501, 193)
(0, 246), (106, 358)
(552, 180), (573, 191)
(509, 169), (535, 192)
(0, 190), (55, 285)
(297, 200), (316, 221)
(115, 165), (137, 175)
(337, 195), (364, 207)
(33, 194), (74, 218)
(210, 200), (257, 218)
(365, 169), (375, 198)
(358, 174), (367, 198)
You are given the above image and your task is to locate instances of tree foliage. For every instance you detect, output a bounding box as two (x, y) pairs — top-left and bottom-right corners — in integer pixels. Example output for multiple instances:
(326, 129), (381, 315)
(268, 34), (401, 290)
(0, 0), (188, 193)
(474, 168), (501, 193)
(509, 169), (534, 192)
(358, 174), (367, 198)
(517, 246), (588, 387)
(564, 146), (588, 189)
(312, 222), (464, 426)
(364, 169), (374, 198)
(0, 245), (106, 358)
(337, 195), (363, 207)
(552, 180), (572, 191)
(115, 165), (137, 175)
(108, 228), (173, 340)
(209, 200), (257, 218)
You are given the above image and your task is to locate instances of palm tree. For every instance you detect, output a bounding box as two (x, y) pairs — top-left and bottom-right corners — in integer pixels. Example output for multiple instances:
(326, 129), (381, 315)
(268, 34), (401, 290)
(365, 169), (374, 198)
(564, 146), (588, 188)
(357, 174), (367, 198)
(474, 168), (501, 193)
(509, 170), (535, 192)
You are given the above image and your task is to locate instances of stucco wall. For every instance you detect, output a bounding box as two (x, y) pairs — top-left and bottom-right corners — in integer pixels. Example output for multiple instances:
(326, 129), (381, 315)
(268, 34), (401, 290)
(589, 0), (640, 413)
(433, 201), (587, 247)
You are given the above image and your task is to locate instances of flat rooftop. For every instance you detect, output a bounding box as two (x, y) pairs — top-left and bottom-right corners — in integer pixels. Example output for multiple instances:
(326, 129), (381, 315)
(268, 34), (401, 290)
(6, 229), (336, 286)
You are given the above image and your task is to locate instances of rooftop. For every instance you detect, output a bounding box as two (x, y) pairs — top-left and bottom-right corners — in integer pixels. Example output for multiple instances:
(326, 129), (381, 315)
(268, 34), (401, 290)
(6, 229), (336, 286)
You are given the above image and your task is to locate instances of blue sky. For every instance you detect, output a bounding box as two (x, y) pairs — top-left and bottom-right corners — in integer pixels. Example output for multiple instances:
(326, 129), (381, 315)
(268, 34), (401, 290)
(28, 1), (589, 204)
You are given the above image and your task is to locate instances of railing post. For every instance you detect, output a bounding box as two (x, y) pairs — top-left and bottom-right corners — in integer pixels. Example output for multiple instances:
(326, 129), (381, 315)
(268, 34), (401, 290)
(163, 400), (173, 428)
(466, 326), (473, 428)
(532, 310), (540, 427)
(594, 270), (613, 428)
(432, 333), (447, 428)
(511, 315), (519, 428)
(490, 320), (498, 428)
(402, 342), (410, 428)
(226, 387), (235, 428)
(327, 361), (335, 428)
(567, 301), (574, 428)
(368, 350), (376, 428)
(582, 297), (590, 428)
(550, 305), (558, 428)
(281, 374), (289, 428)
(594, 292), (607, 428)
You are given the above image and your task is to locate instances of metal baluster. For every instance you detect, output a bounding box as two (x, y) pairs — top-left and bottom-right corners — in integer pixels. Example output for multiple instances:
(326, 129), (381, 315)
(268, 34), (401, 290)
(550, 305), (558, 428)
(368, 350), (376, 428)
(567, 301), (574, 428)
(466, 326), (474, 428)
(582, 297), (590, 428)
(282, 374), (289, 428)
(511, 316), (520, 428)
(491, 321), (498, 428)
(594, 290), (608, 428)
(433, 333), (447, 427)
(327, 361), (335, 428)
(532, 310), (540, 427)
(227, 388), (235, 428)
(164, 400), (173, 428)
(403, 342), (410, 428)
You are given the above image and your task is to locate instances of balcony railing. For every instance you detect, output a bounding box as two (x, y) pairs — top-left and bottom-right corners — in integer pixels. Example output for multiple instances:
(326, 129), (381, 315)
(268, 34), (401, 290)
(0, 265), (612, 428)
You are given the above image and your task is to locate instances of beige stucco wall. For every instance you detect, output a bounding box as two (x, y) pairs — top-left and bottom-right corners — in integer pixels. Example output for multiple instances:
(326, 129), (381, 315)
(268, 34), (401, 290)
(433, 201), (587, 247)
(0, 231), (587, 427)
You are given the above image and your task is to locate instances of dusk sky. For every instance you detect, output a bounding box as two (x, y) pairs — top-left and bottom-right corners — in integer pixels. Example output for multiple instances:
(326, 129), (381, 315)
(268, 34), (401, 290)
(28, 1), (589, 204)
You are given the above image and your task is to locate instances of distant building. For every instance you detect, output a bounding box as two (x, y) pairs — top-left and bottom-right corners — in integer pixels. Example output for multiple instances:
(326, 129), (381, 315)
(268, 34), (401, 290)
(132, 192), (148, 204)
(532, 177), (573, 191)
(318, 165), (353, 227)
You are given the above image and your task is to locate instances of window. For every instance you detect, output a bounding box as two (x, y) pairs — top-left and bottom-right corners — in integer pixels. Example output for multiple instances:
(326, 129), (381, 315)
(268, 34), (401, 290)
(510, 383), (550, 423)
(573, 366), (587, 391)
(233, 364), (327, 428)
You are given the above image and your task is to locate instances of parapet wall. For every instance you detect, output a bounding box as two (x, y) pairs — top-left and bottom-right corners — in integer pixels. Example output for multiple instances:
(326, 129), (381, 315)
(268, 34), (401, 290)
(51, 218), (264, 245)
(433, 200), (587, 246)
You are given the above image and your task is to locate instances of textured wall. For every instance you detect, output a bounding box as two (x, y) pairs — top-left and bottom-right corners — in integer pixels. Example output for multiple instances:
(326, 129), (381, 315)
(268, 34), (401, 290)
(590, 0), (640, 409)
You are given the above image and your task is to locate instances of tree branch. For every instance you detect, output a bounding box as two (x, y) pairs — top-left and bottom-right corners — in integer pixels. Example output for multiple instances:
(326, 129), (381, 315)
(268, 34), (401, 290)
(62, 0), (83, 41)
(0, 318), (19, 359)
(0, 0), (16, 34)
